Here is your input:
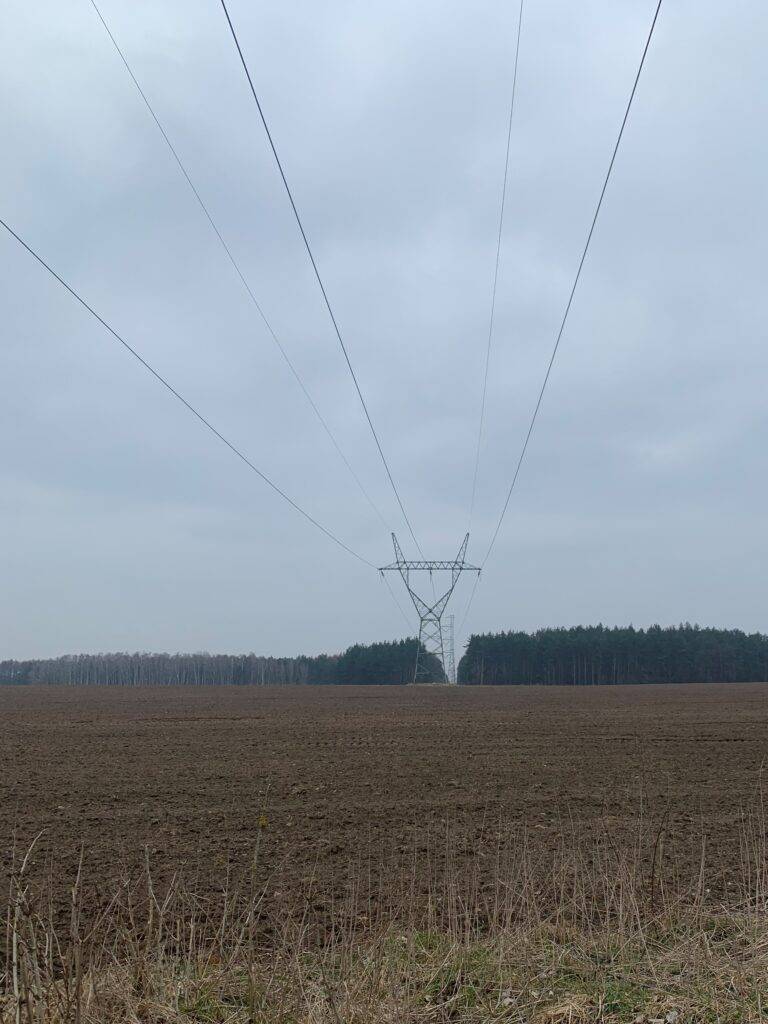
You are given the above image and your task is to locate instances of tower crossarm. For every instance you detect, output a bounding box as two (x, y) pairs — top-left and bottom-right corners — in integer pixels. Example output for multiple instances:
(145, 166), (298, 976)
(379, 559), (480, 572)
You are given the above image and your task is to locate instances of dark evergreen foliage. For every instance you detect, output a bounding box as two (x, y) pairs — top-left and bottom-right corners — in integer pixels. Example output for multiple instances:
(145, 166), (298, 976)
(330, 639), (443, 685)
(458, 624), (768, 685)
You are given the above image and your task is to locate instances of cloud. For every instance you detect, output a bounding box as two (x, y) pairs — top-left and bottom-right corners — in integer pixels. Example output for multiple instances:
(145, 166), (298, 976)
(2, 0), (766, 659)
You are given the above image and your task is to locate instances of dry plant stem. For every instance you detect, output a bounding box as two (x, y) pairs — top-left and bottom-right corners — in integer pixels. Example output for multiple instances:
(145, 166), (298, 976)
(68, 847), (83, 1024)
(649, 803), (671, 917)
(3, 803), (768, 1023)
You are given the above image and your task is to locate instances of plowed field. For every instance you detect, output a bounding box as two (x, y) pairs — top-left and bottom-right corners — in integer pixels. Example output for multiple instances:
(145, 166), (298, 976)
(1, 683), (767, 919)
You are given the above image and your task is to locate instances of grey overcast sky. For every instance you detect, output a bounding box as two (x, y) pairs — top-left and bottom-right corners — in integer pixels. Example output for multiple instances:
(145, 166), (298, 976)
(2, 0), (766, 661)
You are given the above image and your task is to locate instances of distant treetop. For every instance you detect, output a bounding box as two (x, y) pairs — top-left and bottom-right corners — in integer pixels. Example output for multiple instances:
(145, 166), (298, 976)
(457, 624), (768, 685)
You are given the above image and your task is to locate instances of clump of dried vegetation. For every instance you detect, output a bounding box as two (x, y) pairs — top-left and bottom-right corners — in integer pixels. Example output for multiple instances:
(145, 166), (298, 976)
(2, 804), (767, 1023)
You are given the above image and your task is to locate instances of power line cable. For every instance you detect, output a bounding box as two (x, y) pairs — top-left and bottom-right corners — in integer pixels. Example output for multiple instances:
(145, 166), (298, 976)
(460, 0), (664, 632)
(381, 572), (414, 633)
(218, 0), (425, 558)
(88, 0), (391, 536)
(468, 0), (525, 530)
(457, 571), (481, 636)
(1, 216), (375, 569)
(483, 0), (662, 565)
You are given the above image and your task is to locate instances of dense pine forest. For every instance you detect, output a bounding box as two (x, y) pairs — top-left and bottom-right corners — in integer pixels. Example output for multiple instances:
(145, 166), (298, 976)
(0, 639), (443, 687)
(322, 640), (443, 685)
(457, 625), (768, 685)
(3, 626), (768, 687)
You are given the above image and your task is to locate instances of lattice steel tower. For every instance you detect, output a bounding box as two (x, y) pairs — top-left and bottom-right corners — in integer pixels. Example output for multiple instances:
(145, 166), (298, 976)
(380, 534), (480, 683)
(444, 615), (456, 684)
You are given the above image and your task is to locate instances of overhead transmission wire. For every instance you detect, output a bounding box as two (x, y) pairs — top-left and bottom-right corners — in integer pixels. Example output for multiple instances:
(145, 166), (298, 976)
(87, 0), (390, 536)
(460, 0), (664, 633)
(0, 216), (375, 569)
(468, 0), (525, 532)
(217, 0), (426, 560)
(86, 3), (416, 633)
(381, 573), (414, 631)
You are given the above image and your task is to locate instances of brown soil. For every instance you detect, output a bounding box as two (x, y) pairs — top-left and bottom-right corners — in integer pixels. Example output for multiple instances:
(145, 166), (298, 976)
(1, 683), (767, 917)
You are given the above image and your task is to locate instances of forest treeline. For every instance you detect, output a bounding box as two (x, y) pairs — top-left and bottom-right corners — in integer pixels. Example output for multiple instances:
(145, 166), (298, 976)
(457, 624), (768, 685)
(0, 639), (443, 687)
(4, 625), (767, 687)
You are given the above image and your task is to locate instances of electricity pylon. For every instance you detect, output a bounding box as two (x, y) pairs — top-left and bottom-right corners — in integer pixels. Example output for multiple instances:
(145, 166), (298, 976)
(380, 534), (480, 683)
(444, 615), (456, 684)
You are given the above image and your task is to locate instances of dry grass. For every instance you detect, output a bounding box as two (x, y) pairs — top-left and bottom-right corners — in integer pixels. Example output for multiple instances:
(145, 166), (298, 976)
(2, 806), (768, 1023)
